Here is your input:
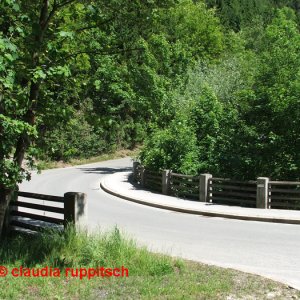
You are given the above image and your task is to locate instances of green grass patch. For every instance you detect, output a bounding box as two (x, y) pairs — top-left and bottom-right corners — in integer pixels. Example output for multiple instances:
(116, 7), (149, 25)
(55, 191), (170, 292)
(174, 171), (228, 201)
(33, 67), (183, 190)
(0, 227), (299, 299)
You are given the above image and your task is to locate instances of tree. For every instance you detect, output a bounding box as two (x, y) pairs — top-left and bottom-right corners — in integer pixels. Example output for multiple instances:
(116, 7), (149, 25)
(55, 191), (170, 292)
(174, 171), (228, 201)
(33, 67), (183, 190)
(0, 0), (179, 235)
(243, 8), (300, 179)
(205, 0), (300, 30)
(140, 7), (300, 180)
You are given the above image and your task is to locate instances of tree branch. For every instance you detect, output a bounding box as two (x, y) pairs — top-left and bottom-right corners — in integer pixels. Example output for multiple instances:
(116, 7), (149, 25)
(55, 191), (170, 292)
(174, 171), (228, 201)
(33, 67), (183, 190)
(42, 0), (76, 32)
(56, 0), (77, 9)
(42, 0), (58, 32)
(75, 17), (115, 33)
(53, 47), (144, 65)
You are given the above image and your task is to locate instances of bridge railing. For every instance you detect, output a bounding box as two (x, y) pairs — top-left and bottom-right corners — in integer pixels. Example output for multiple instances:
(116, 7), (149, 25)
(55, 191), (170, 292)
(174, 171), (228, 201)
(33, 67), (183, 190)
(7, 191), (87, 233)
(132, 161), (300, 210)
(268, 181), (300, 210)
(208, 178), (257, 208)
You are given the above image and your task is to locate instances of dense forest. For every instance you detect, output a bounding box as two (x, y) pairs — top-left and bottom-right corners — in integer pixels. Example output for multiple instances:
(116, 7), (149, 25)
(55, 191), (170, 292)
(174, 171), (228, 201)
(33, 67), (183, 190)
(140, 0), (300, 180)
(1, 0), (300, 229)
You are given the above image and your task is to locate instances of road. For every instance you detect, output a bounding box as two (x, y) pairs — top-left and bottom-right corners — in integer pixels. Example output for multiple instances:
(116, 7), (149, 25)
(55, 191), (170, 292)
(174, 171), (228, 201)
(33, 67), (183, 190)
(20, 157), (300, 289)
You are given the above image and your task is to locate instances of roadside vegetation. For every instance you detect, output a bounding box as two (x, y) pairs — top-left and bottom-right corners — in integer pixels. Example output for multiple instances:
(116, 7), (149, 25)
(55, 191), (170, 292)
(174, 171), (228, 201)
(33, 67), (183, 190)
(1, 1), (300, 298)
(140, 6), (300, 181)
(0, 227), (299, 299)
(2, 0), (300, 231)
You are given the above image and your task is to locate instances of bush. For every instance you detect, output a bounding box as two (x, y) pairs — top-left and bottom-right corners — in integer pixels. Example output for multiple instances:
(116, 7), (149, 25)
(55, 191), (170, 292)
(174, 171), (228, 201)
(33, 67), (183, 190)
(36, 112), (106, 161)
(139, 118), (200, 175)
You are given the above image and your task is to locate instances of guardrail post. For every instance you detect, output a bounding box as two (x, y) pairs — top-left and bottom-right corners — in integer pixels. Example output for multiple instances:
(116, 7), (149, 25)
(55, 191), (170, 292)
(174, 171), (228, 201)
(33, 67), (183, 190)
(132, 161), (140, 181)
(256, 177), (269, 209)
(199, 174), (212, 202)
(162, 170), (170, 195)
(140, 166), (146, 187)
(64, 192), (87, 230)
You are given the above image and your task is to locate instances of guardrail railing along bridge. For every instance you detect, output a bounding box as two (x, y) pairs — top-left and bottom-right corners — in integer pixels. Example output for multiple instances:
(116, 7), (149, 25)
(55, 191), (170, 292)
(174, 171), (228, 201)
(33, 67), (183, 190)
(4, 191), (87, 234)
(133, 162), (300, 210)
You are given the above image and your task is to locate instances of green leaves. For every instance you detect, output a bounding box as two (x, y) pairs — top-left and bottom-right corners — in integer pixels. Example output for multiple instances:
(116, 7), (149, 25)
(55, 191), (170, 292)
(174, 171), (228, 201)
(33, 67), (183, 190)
(3, 0), (300, 192)
(140, 6), (300, 181)
(47, 65), (71, 77)
(33, 68), (47, 81)
(139, 118), (200, 175)
(58, 31), (74, 38)
(0, 114), (37, 188)
(0, 114), (36, 136)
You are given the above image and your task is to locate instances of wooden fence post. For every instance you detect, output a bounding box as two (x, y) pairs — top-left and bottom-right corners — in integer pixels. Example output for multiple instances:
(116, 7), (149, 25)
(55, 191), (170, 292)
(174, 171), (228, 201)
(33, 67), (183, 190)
(64, 192), (87, 229)
(256, 177), (269, 209)
(199, 174), (212, 202)
(2, 190), (18, 236)
(140, 166), (146, 187)
(162, 170), (170, 195)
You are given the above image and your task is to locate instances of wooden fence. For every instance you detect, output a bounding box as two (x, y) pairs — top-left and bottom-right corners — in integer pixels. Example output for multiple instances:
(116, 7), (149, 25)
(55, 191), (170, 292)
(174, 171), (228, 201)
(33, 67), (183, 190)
(208, 178), (257, 208)
(269, 181), (300, 210)
(169, 173), (199, 200)
(7, 191), (87, 233)
(144, 170), (162, 192)
(132, 162), (300, 210)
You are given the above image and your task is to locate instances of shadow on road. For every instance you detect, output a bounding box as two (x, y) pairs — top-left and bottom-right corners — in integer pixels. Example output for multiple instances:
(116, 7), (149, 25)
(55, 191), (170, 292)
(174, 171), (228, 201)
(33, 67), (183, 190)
(78, 167), (132, 175)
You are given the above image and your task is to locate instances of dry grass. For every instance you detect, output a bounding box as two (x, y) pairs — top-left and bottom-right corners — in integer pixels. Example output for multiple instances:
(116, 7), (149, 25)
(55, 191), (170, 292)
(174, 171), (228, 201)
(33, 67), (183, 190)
(36, 148), (140, 170)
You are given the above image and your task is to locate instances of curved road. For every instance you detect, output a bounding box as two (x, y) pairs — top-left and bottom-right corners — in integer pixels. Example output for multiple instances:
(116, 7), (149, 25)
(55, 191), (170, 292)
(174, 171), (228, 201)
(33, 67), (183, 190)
(20, 157), (300, 289)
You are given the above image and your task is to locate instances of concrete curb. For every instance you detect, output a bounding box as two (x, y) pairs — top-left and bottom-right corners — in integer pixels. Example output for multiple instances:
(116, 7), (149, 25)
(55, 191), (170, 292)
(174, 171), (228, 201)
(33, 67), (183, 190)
(100, 173), (300, 225)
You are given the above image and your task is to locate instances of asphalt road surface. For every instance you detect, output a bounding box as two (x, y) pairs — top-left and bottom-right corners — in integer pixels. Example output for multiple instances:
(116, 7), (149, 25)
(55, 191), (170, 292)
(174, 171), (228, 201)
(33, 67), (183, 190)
(20, 157), (300, 289)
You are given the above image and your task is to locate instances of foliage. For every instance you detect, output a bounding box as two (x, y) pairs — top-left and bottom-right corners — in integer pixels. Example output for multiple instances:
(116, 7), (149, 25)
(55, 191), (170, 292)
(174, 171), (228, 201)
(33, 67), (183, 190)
(0, 4), (36, 188)
(2, 1), (300, 191)
(0, 0), (178, 191)
(37, 112), (106, 161)
(139, 118), (199, 174)
(10, 0), (224, 167)
(206, 0), (300, 30)
(242, 8), (300, 179)
(141, 7), (300, 180)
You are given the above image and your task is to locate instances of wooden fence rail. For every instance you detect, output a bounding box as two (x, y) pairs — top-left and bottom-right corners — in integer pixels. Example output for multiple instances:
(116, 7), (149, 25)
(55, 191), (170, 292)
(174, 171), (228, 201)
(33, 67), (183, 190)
(209, 178), (257, 208)
(144, 170), (162, 193)
(169, 172), (199, 201)
(7, 191), (87, 233)
(132, 161), (300, 210)
(269, 181), (300, 210)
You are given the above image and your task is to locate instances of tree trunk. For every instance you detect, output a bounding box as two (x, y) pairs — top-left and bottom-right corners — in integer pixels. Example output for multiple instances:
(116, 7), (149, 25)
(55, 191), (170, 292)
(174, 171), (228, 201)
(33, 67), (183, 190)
(0, 1), (51, 237)
(13, 0), (50, 169)
(13, 90), (38, 168)
(0, 187), (13, 238)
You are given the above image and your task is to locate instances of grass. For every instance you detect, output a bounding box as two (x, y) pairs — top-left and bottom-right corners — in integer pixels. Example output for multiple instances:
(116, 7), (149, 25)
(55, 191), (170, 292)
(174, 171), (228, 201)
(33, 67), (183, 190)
(0, 227), (299, 299)
(36, 148), (140, 171)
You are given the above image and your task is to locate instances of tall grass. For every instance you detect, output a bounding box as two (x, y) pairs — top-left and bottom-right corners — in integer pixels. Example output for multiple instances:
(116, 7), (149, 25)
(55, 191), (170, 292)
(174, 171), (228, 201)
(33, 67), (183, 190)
(0, 227), (297, 299)
(0, 226), (178, 276)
